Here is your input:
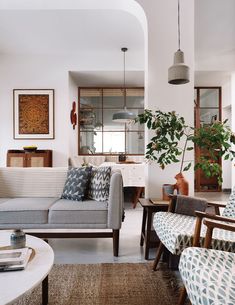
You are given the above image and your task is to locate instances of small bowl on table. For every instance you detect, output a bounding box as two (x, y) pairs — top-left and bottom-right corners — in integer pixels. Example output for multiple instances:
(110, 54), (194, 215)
(23, 146), (37, 153)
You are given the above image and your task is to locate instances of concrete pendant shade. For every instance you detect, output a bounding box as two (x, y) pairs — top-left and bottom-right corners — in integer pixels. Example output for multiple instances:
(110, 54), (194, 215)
(168, 49), (190, 84)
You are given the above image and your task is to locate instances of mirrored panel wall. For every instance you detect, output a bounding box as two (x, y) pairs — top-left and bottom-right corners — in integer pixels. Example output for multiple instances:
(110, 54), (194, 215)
(79, 87), (144, 155)
(194, 87), (221, 192)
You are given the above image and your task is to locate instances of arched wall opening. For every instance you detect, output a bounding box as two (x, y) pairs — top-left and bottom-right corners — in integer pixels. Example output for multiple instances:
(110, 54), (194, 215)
(0, 0), (194, 197)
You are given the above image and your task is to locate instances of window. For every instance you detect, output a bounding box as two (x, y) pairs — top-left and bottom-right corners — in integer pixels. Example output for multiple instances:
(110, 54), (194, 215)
(78, 87), (144, 155)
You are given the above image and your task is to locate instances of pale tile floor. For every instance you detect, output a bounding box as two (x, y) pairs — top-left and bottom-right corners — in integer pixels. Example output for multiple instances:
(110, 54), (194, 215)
(49, 191), (230, 264)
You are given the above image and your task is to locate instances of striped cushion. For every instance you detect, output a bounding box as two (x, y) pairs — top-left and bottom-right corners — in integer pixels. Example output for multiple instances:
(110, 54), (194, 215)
(0, 167), (68, 198)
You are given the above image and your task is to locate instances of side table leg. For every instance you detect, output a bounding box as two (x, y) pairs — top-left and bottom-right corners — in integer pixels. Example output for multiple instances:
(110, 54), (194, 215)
(145, 208), (152, 260)
(140, 207), (147, 246)
(42, 276), (48, 305)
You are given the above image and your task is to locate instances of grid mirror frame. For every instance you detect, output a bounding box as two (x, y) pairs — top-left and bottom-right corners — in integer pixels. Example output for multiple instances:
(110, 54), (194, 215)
(78, 87), (144, 155)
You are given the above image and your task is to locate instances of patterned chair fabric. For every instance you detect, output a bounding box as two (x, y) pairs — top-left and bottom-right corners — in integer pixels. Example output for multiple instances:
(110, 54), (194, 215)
(179, 247), (235, 305)
(153, 212), (235, 255)
(153, 189), (235, 255)
(223, 186), (235, 217)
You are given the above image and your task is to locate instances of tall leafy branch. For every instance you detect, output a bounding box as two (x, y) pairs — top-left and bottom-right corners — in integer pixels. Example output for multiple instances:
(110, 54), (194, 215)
(135, 109), (235, 184)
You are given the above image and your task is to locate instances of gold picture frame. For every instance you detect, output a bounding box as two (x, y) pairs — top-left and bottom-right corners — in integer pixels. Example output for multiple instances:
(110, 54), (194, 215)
(13, 89), (54, 139)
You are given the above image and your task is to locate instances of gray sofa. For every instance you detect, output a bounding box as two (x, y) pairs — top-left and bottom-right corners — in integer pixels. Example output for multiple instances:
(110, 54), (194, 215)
(0, 167), (124, 256)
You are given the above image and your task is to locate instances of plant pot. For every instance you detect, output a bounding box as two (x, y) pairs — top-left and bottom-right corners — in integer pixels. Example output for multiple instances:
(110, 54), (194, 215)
(174, 173), (189, 196)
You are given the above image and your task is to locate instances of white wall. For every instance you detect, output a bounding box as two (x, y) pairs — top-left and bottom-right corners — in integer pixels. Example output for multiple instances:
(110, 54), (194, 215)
(232, 73), (235, 187)
(137, 0), (194, 197)
(68, 73), (79, 157)
(0, 54), (69, 166)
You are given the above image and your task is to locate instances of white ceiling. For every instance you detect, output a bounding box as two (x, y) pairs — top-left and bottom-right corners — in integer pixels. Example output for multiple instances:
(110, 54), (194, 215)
(70, 71), (144, 87)
(0, 10), (144, 56)
(195, 0), (235, 71)
(0, 2), (234, 73)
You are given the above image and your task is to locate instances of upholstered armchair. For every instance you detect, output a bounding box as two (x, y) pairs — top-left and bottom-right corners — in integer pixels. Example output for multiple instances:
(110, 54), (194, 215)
(152, 188), (235, 270)
(178, 218), (235, 305)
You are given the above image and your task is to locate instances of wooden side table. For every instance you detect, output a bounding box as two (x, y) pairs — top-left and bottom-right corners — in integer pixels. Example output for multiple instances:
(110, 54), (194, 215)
(139, 198), (169, 260)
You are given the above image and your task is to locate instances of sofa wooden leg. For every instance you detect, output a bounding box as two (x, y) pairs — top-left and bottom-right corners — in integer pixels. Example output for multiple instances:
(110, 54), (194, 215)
(113, 229), (119, 257)
(152, 242), (164, 271)
(177, 286), (187, 305)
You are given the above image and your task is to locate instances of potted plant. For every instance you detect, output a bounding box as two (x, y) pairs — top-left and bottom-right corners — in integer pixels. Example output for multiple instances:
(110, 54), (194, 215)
(135, 109), (235, 194)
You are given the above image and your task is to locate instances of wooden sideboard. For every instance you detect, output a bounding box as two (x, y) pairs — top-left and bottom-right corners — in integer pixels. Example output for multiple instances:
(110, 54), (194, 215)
(7, 150), (52, 167)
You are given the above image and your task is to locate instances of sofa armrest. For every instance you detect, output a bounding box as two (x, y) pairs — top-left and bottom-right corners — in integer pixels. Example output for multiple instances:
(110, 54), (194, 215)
(107, 171), (124, 229)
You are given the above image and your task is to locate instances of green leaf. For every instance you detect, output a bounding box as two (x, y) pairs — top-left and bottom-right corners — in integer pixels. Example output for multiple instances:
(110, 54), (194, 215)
(183, 163), (192, 172)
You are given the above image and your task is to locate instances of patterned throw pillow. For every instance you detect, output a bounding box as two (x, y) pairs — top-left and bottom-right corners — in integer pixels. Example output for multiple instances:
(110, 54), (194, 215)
(223, 186), (235, 217)
(88, 167), (111, 202)
(61, 167), (91, 201)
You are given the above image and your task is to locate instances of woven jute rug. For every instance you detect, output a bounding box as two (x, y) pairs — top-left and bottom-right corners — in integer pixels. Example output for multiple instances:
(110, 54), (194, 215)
(13, 263), (181, 305)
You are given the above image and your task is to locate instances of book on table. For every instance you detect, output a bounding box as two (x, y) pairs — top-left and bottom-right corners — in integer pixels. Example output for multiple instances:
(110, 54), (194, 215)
(150, 198), (169, 205)
(0, 248), (32, 271)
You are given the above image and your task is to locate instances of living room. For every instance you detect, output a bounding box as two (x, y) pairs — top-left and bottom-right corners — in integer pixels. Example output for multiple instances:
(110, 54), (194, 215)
(0, 0), (235, 305)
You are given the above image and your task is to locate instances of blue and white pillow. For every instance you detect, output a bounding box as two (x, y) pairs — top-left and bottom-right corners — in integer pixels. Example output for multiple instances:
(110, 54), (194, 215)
(88, 167), (111, 202)
(61, 167), (91, 201)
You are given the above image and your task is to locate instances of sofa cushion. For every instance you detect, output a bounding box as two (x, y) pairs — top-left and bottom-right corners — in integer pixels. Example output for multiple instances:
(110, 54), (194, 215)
(48, 199), (108, 224)
(0, 167), (68, 197)
(61, 167), (91, 201)
(88, 167), (111, 202)
(0, 198), (59, 224)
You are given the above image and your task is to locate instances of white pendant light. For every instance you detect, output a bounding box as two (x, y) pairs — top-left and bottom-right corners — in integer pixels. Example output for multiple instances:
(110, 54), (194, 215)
(168, 0), (190, 85)
(112, 48), (136, 123)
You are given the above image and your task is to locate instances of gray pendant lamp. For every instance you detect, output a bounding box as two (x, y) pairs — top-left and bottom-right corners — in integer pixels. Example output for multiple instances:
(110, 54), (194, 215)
(112, 48), (136, 123)
(168, 0), (190, 85)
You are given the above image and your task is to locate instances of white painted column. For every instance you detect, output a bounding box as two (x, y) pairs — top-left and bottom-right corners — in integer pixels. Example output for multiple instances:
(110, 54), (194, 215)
(136, 0), (195, 197)
(231, 73), (235, 187)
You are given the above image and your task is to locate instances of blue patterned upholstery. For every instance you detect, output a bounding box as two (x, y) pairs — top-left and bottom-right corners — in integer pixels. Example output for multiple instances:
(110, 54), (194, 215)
(179, 247), (235, 305)
(223, 186), (235, 217)
(153, 212), (235, 255)
(153, 188), (235, 256)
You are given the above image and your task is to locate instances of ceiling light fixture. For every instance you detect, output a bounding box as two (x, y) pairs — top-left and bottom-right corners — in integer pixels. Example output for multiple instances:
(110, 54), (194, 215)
(168, 0), (190, 85)
(112, 48), (136, 123)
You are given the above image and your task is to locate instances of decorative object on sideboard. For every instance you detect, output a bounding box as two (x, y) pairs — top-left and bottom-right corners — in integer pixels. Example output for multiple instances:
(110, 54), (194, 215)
(70, 101), (77, 130)
(168, 0), (190, 85)
(13, 89), (54, 139)
(118, 153), (126, 162)
(23, 145), (37, 153)
(112, 48), (136, 123)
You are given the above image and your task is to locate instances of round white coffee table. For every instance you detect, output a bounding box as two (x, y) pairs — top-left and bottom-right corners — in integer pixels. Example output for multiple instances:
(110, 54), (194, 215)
(0, 231), (54, 305)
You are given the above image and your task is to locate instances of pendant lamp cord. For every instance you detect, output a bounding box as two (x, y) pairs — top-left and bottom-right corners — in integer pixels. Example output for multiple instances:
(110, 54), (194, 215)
(178, 0), (181, 50)
(123, 50), (126, 90)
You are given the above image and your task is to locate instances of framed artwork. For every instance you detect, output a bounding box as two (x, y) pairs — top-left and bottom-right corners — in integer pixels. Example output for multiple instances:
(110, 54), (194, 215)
(13, 89), (54, 139)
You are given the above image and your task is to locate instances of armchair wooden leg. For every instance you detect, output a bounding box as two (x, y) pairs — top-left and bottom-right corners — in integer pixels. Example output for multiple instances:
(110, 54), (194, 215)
(113, 229), (119, 257)
(152, 242), (164, 271)
(177, 286), (187, 305)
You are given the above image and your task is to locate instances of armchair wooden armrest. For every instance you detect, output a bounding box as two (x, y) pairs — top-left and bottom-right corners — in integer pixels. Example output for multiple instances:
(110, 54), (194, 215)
(203, 218), (235, 248)
(193, 211), (235, 247)
(195, 211), (235, 223)
(207, 201), (227, 215)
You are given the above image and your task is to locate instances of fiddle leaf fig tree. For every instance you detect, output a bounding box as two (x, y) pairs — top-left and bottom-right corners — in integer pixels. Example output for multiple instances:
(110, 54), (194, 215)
(135, 110), (235, 185)
(135, 110), (193, 172)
